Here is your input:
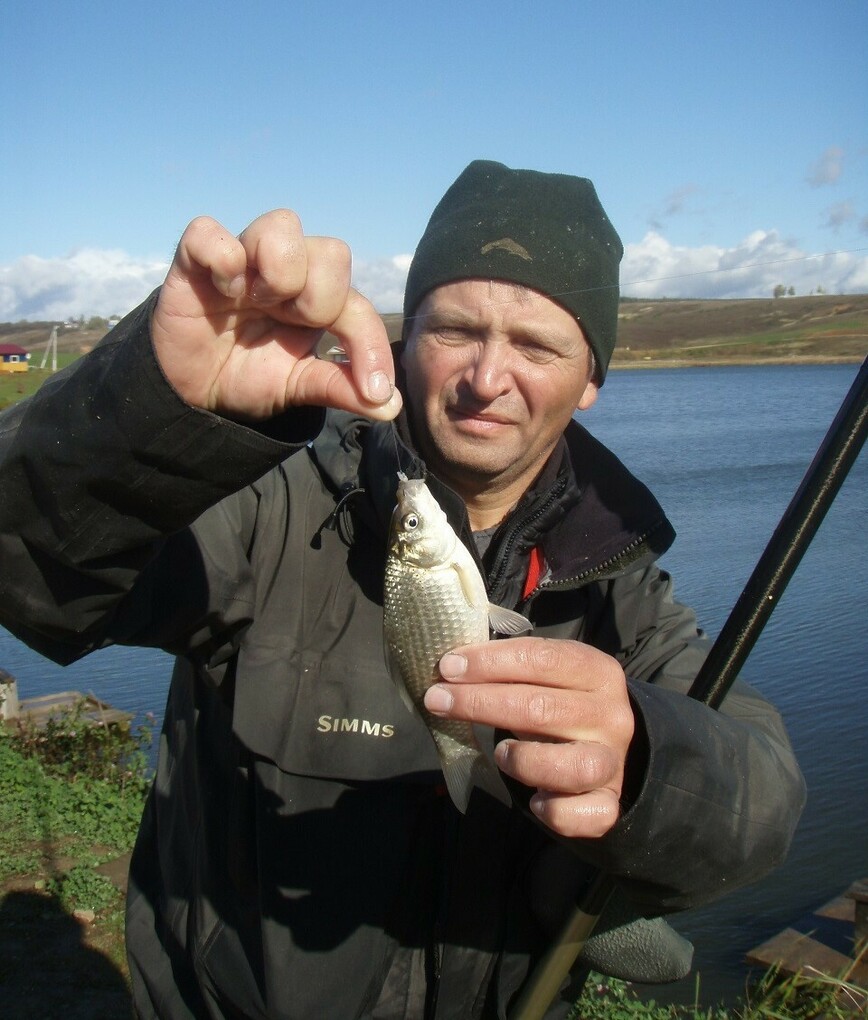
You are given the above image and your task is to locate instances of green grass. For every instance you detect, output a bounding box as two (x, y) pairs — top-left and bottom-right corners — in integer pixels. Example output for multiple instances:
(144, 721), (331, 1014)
(0, 711), (151, 891)
(0, 356), (80, 410)
(571, 964), (867, 1018)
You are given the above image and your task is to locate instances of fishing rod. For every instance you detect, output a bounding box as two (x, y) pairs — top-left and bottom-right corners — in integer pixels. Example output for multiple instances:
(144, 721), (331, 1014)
(510, 355), (868, 1020)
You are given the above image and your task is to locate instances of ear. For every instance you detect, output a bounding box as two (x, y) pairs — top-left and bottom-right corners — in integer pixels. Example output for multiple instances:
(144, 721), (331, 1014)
(576, 379), (599, 412)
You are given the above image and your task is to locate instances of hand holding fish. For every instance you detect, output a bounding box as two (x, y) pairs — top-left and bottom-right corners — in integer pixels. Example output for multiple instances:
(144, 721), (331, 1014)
(152, 209), (402, 422)
(424, 637), (635, 838)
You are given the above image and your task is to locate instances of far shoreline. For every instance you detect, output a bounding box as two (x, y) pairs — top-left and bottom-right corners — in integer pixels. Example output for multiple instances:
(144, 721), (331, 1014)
(609, 354), (864, 371)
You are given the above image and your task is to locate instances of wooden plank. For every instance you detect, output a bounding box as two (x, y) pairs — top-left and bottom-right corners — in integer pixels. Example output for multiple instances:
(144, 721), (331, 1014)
(746, 927), (868, 985)
(6, 690), (133, 730)
(815, 893), (857, 922)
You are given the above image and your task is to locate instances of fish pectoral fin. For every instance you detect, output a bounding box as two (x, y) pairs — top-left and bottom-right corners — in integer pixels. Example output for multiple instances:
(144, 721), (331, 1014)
(452, 560), (486, 610)
(488, 603), (533, 635)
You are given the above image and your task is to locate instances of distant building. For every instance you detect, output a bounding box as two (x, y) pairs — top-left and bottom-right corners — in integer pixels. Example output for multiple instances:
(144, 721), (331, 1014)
(0, 344), (31, 373)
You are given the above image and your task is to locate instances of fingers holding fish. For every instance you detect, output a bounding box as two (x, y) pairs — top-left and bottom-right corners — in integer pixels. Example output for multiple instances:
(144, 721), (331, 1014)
(438, 636), (622, 692)
(423, 636), (634, 835)
(431, 637), (634, 743)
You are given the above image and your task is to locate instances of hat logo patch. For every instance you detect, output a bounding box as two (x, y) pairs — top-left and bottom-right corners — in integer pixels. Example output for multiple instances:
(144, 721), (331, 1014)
(480, 238), (532, 261)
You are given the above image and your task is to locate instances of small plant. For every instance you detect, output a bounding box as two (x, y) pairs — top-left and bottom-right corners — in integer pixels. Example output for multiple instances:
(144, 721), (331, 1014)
(572, 975), (729, 1019)
(46, 863), (120, 913)
(9, 697), (153, 795)
(1, 700), (154, 886)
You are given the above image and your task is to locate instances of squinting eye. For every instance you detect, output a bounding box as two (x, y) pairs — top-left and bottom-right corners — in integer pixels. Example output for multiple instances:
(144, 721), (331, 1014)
(403, 513), (420, 531)
(520, 341), (557, 362)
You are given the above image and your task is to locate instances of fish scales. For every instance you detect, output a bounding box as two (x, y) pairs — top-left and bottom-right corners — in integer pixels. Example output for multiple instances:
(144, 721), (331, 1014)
(384, 540), (488, 758)
(383, 474), (530, 812)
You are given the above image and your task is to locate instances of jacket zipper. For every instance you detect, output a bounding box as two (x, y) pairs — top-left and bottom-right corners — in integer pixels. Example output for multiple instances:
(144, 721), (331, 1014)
(486, 475), (568, 597)
(522, 521), (669, 605)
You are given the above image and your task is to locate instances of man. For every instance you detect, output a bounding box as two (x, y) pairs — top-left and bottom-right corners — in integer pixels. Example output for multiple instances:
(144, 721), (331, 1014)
(0, 161), (804, 1018)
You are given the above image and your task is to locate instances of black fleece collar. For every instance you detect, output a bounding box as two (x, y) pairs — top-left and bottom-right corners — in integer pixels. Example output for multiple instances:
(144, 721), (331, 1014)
(310, 407), (675, 599)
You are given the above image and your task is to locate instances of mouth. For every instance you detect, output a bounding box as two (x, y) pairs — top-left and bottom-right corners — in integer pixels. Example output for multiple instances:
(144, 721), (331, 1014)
(447, 405), (515, 428)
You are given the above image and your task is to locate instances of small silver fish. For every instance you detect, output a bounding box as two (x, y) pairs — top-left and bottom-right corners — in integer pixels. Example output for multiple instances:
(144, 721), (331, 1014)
(383, 473), (531, 812)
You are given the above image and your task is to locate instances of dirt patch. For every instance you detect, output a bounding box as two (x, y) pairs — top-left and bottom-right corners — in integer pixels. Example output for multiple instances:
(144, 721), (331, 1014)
(94, 852), (132, 895)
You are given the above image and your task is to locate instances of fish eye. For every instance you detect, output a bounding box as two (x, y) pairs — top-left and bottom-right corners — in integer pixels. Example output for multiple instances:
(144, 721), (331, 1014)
(403, 513), (420, 530)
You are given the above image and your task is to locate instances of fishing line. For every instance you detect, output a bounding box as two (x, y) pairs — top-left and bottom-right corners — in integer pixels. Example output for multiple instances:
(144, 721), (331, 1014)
(389, 416), (402, 474)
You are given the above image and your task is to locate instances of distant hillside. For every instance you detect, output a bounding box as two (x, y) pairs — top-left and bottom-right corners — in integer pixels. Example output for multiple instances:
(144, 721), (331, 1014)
(0, 321), (107, 356)
(370, 294), (868, 367)
(609, 293), (868, 366)
(3, 294), (867, 367)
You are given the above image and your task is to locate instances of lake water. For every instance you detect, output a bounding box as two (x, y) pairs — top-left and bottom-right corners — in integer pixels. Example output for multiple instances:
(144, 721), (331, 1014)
(1, 362), (865, 1005)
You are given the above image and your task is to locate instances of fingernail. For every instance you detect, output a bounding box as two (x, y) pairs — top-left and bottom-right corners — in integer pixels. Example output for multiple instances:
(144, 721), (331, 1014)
(250, 275), (272, 302)
(494, 739), (513, 766)
(424, 684), (453, 714)
(367, 371), (392, 404)
(438, 653), (467, 679)
(529, 792), (547, 817)
(227, 274), (246, 298)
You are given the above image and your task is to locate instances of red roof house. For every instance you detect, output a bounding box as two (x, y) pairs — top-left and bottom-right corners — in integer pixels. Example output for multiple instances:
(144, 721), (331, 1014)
(0, 344), (31, 373)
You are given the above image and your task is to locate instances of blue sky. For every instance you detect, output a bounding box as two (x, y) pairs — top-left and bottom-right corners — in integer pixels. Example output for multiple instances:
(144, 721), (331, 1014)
(2, 0), (866, 320)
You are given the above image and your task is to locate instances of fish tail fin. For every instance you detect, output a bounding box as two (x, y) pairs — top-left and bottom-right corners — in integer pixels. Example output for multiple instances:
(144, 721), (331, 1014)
(442, 748), (511, 814)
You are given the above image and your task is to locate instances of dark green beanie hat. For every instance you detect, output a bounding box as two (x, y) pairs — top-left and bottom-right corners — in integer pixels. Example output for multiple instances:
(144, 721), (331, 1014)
(403, 160), (623, 380)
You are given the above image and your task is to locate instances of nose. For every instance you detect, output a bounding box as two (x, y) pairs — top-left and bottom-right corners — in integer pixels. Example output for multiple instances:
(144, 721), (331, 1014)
(464, 341), (510, 402)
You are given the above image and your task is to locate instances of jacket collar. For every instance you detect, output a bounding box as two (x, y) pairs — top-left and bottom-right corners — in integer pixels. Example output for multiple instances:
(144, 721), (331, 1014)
(539, 421), (675, 588)
(309, 408), (675, 594)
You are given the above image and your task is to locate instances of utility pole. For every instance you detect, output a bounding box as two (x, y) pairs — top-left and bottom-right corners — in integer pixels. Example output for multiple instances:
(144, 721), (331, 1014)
(39, 325), (58, 372)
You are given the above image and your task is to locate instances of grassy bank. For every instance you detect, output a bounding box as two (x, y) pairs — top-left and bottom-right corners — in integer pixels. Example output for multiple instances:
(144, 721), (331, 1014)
(1, 709), (863, 1018)
(0, 704), (152, 1018)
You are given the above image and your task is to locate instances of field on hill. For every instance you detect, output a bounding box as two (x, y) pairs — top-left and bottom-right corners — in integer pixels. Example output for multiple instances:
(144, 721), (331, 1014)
(2, 292), (866, 411)
(381, 293), (868, 367)
(608, 294), (868, 367)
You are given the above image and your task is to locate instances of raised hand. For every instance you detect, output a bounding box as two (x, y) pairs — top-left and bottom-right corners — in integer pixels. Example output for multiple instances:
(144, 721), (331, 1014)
(151, 209), (402, 422)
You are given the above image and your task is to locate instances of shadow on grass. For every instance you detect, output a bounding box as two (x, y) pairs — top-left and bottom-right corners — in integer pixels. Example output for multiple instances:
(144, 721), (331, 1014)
(0, 889), (133, 1019)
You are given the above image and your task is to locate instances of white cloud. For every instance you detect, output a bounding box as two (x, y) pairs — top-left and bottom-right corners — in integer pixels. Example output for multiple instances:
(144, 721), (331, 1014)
(807, 146), (844, 187)
(352, 254), (413, 313)
(0, 248), (412, 322)
(622, 229), (868, 299)
(0, 249), (168, 322)
(2, 234), (865, 324)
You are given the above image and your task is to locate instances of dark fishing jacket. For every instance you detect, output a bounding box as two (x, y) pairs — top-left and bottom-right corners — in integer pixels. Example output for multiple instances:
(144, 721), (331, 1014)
(0, 297), (805, 1019)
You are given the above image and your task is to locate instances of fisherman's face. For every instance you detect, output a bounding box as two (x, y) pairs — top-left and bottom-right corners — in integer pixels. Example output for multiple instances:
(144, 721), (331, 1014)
(402, 280), (598, 504)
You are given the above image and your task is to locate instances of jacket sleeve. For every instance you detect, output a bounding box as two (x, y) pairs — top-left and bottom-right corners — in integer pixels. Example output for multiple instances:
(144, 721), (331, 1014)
(574, 560), (806, 914)
(0, 294), (322, 666)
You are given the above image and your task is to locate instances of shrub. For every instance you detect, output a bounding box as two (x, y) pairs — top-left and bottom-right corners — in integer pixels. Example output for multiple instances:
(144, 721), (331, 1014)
(8, 697), (153, 796)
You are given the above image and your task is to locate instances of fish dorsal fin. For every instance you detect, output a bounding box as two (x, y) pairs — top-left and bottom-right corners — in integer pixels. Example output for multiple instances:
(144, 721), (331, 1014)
(488, 604), (533, 636)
